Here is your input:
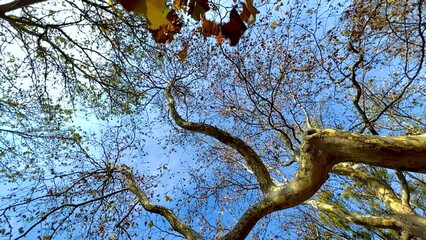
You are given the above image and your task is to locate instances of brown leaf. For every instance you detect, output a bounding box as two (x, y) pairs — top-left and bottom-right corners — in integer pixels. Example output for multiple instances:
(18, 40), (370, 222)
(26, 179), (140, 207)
(222, 8), (247, 46)
(177, 44), (189, 61)
(189, 0), (210, 21)
(201, 19), (221, 37)
(150, 10), (183, 43)
(117, 0), (144, 12)
(240, 0), (259, 24)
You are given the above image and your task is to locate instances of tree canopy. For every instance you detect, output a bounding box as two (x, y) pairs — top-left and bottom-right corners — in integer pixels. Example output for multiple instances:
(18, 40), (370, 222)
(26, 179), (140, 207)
(0, 0), (425, 239)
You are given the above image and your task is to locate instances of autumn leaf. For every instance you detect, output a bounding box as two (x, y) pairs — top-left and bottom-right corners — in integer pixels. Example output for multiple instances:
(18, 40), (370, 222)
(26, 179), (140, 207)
(117, 0), (172, 30)
(173, 0), (187, 11)
(201, 19), (221, 37)
(200, 8), (247, 46)
(117, 0), (145, 13)
(222, 8), (247, 46)
(240, 0), (259, 24)
(177, 44), (189, 61)
(117, 0), (252, 45)
(149, 10), (183, 43)
(188, 0), (210, 21)
(215, 33), (225, 45)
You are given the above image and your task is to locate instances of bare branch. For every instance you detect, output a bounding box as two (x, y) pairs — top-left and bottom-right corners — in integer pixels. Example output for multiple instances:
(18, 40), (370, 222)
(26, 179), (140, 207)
(348, 51), (378, 135)
(396, 171), (411, 208)
(15, 189), (127, 240)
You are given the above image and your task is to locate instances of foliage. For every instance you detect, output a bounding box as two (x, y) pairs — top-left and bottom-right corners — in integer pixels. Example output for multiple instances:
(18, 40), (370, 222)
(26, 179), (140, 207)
(116, 0), (258, 45)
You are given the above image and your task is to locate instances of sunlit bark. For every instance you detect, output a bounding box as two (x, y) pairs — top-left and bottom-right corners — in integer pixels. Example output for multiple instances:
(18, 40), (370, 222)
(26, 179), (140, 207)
(305, 129), (426, 173)
(306, 200), (400, 229)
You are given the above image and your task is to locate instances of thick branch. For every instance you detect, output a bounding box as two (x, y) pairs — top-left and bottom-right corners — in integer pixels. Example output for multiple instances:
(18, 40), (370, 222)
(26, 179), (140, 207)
(121, 169), (203, 240)
(211, 128), (426, 239)
(220, 130), (333, 239)
(165, 81), (274, 194)
(332, 163), (401, 208)
(396, 170), (411, 208)
(306, 200), (400, 229)
(0, 0), (47, 15)
(306, 129), (426, 173)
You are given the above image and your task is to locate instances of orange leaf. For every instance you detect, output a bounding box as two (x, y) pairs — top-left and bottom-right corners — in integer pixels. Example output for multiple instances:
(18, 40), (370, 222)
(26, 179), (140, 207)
(215, 33), (225, 45)
(173, 0), (187, 10)
(177, 44), (189, 61)
(149, 10), (183, 43)
(201, 19), (221, 37)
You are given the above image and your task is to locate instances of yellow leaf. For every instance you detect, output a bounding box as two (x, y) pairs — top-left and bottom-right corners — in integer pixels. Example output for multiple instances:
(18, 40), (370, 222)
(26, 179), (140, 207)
(117, 0), (171, 30)
(145, 0), (171, 30)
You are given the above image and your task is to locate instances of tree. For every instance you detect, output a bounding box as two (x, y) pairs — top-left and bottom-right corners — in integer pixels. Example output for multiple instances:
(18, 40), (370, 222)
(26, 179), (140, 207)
(0, 0), (425, 239)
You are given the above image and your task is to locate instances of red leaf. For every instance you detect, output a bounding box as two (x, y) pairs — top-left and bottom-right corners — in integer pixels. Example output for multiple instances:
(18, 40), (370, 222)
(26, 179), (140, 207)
(149, 10), (183, 43)
(222, 8), (247, 46)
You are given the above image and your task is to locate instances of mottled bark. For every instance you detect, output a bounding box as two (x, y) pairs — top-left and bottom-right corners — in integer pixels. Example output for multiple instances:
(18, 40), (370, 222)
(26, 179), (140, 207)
(304, 129), (426, 173)
(220, 134), (333, 240)
(222, 129), (426, 239)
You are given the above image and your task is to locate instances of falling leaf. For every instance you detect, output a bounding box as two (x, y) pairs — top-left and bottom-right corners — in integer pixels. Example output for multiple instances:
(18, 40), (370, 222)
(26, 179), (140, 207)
(240, 0), (259, 24)
(117, 0), (147, 17)
(222, 8), (247, 46)
(177, 44), (189, 61)
(188, 0), (210, 21)
(270, 21), (278, 29)
(200, 8), (247, 46)
(144, 1), (172, 30)
(148, 220), (154, 228)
